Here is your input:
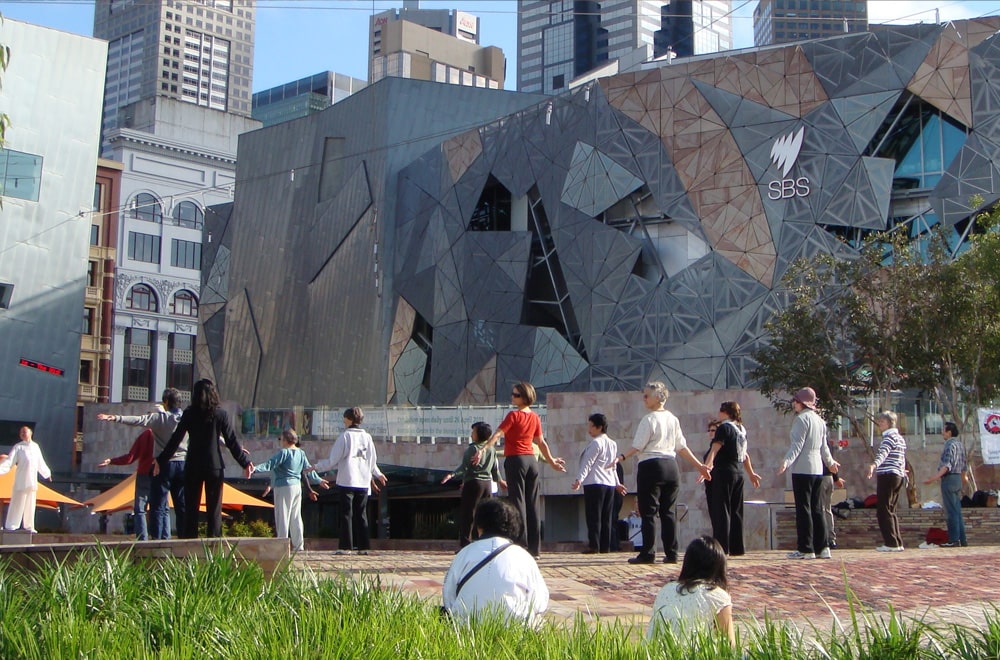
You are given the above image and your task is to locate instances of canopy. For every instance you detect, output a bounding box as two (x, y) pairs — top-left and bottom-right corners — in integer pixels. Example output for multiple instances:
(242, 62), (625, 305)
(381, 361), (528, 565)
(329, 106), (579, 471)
(78, 473), (273, 513)
(0, 467), (84, 509)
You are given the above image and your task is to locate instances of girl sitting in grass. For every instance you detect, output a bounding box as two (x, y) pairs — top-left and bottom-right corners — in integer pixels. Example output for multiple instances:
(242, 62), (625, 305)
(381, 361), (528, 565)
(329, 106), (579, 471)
(647, 534), (734, 646)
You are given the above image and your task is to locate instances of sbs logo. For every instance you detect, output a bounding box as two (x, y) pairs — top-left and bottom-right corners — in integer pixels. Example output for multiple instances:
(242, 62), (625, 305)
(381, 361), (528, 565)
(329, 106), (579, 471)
(767, 127), (810, 200)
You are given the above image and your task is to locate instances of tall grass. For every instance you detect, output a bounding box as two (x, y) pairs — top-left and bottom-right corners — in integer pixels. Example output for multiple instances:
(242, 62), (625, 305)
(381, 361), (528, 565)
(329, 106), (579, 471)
(0, 548), (996, 659)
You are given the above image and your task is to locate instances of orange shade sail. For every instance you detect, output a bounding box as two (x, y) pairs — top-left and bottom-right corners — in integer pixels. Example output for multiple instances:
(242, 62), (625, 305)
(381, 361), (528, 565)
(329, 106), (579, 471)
(0, 467), (84, 509)
(77, 473), (273, 513)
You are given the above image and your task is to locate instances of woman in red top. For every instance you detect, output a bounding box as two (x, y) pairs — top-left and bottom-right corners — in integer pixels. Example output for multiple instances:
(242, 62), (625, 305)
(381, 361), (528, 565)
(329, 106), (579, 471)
(477, 382), (566, 557)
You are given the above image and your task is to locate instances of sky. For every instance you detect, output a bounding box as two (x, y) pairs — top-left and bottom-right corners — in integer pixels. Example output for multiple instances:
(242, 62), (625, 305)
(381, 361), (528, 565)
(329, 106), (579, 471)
(3, 0), (1000, 93)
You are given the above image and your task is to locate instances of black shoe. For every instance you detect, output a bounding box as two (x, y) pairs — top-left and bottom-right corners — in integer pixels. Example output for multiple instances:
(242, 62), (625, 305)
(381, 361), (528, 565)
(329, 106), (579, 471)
(940, 542), (959, 548)
(628, 553), (656, 564)
(582, 548), (599, 554)
(663, 556), (678, 564)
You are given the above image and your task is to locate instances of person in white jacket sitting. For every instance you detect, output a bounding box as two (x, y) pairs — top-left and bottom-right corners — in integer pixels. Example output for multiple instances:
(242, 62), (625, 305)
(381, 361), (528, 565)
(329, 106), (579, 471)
(314, 407), (386, 554)
(0, 426), (52, 533)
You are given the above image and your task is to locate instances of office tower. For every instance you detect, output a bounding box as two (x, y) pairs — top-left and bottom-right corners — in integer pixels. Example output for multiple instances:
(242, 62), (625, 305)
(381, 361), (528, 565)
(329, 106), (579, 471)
(94, 0), (255, 137)
(370, 4), (504, 88)
(519, 1), (732, 95)
(754, 0), (868, 46)
(253, 72), (368, 128)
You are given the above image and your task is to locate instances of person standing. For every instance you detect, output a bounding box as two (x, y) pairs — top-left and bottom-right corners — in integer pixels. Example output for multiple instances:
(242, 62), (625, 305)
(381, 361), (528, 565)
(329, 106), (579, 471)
(315, 407), (387, 554)
(923, 421), (968, 548)
(475, 382), (567, 558)
(251, 428), (328, 552)
(441, 422), (506, 548)
(97, 389), (185, 539)
(0, 426), (52, 533)
(570, 413), (625, 554)
(704, 401), (761, 556)
(777, 387), (839, 560)
(866, 410), (908, 552)
(612, 382), (712, 565)
(819, 458), (845, 549)
(155, 379), (252, 539)
(96, 428), (155, 540)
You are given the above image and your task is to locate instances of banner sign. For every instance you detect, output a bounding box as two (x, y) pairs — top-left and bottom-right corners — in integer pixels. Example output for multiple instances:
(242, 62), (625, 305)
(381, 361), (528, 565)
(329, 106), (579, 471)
(976, 408), (1000, 464)
(291, 406), (546, 441)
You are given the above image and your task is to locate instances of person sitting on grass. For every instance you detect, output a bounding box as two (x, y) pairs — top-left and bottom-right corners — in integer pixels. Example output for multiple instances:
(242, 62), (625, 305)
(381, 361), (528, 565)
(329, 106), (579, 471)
(647, 534), (735, 646)
(442, 497), (549, 625)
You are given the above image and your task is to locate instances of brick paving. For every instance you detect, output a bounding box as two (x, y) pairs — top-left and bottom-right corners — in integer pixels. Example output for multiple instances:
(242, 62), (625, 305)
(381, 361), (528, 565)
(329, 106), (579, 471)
(297, 545), (1000, 636)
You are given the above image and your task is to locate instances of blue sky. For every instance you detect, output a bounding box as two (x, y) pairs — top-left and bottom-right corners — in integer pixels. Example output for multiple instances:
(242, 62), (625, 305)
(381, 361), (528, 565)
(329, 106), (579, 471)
(3, 1), (1000, 92)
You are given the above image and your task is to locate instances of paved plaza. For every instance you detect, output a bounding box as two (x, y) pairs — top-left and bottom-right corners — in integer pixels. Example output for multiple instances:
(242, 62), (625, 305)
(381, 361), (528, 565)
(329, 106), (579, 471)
(298, 545), (999, 636)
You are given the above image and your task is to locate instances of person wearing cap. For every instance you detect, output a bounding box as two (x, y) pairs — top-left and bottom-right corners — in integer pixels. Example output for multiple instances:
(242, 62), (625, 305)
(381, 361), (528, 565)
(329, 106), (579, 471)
(777, 387), (839, 559)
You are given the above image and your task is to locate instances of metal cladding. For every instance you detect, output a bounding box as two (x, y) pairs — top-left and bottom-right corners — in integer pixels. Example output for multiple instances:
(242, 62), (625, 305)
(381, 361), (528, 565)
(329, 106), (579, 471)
(202, 20), (1000, 406)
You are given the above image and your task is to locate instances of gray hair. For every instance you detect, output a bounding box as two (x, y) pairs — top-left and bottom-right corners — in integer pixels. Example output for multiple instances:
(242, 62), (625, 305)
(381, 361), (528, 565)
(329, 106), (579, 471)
(644, 381), (669, 404)
(876, 410), (897, 427)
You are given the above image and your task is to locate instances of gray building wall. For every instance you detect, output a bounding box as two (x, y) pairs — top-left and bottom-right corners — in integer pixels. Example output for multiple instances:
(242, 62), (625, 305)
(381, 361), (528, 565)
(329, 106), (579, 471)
(0, 21), (107, 469)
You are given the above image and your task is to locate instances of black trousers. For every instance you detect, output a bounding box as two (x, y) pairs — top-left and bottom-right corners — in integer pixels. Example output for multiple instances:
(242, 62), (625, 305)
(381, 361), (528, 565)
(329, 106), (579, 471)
(876, 472), (904, 548)
(791, 473), (827, 554)
(458, 479), (492, 546)
(182, 467), (224, 539)
(636, 457), (679, 560)
(708, 467), (745, 555)
(583, 484), (615, 552)
(340, 487), (370, 551)
(505, 454), (541, 555)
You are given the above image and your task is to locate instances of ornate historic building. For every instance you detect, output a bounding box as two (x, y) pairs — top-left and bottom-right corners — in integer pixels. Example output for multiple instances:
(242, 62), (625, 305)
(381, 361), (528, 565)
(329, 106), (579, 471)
(200, 19), (1000, 407)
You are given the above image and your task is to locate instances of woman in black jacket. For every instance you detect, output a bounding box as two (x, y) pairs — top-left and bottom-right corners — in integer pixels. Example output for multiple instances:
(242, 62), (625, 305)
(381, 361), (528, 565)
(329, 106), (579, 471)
(156, 379), (252, 538)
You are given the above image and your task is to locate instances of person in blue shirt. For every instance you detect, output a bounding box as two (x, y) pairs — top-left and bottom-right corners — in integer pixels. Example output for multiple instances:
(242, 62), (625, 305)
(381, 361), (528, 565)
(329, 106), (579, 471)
(252, 429), (328, 551)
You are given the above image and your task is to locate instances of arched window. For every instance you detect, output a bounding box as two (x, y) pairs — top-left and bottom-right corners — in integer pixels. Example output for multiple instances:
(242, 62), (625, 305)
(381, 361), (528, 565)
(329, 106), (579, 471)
(133, 193), (163, 223)
(126, 284), (158, 312)
(170, 290), (198, 317)
(172, 200), (204, 229)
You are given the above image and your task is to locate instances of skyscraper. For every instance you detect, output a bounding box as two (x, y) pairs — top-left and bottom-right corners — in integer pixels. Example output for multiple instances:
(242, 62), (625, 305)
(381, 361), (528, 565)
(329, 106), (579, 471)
(94, 0), (255, 137)
(518, 0), (732, 95)
(753, 0), (868, 46)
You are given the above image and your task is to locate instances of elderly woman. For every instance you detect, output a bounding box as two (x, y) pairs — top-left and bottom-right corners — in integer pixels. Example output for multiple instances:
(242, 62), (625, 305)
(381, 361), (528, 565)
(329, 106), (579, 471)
(613, 382), (711, 564)
(866, 410), (908, 552)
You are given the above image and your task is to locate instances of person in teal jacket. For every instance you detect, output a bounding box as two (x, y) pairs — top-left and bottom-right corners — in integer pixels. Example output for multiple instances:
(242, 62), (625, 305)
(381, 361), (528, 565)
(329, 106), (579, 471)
(442, 422), (507, 548)
(252, 429), (328, 551)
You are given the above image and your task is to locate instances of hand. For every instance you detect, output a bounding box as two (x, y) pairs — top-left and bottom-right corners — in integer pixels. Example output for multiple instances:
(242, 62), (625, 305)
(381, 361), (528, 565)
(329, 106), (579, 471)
(616, 484), (627, 496)
(97, 458), (111, 468)
(244, 463), (254, 479)
(551, 457), (567, 473)
(834, 477), (845, 488)
(319, 479), (330, 490)
(96, 413), (114, 421)
(470, 451), (482, 467)
(498, 479), (507, 491)
(0, 454), (6, 462)
(151, 461), (161, 477)
(923, 477), (935, 485)
(866, 465), (875, 479)
(697, 463), (712, 481)
(749, 472), (762, 489)
(570, 479), (581, 491)
(308, 491), (318, 502)
(829, 460), (841, 472)
(375, 474), (388, 487)
(776, 462), (787, 476)
(441, 473), (452, 485)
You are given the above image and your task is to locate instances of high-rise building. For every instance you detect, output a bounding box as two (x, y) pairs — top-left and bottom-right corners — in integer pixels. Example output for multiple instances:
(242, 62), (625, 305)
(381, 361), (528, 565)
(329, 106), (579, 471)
(93, 0), (255, 139)
(754, 0), (868, 46)
(252, 72), (367, 128)
(370, 4), (504, 88)
(518, 1), (732, 95)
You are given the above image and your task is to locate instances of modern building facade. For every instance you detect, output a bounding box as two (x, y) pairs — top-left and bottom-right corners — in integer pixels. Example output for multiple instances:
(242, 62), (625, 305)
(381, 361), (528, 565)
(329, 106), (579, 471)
(252, 72), (367, 128)
(518, 0), (733, 94)
(754, 0), (868, 46)
(198, 19), (1000, 408)
(0, 20), (108, 471)
(93, 0), (255, 140)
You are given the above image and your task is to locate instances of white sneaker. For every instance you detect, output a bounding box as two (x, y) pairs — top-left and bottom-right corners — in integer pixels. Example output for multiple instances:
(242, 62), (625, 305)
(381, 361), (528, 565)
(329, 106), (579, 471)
(786, 550), (816, 559)
(875, 545), (904, 552)
(817, 547), (832, 559)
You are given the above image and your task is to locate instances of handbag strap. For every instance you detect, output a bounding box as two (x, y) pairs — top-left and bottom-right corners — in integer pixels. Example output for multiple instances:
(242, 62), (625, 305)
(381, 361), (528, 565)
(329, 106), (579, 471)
(455, 542), (513, 598)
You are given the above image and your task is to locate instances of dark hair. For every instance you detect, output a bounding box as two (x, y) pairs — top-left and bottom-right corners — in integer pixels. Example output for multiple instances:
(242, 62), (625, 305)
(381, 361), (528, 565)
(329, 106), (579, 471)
(162, 388), (181, 411)
(191, 379), (219, 414)
(676, 535), (728, 594)
(719, 401), (742, 424)
(588, 413), (608, 433)
(944, 421), (959, 437)
(344, 407), (364, 426)
(475, 498), (523, 541)
(512, 382), (537, 406)
(471, 421), (492, 443)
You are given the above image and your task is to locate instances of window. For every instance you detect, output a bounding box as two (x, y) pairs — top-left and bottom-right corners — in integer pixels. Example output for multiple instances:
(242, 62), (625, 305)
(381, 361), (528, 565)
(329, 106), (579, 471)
(132, 192), (163, 223)
(128, 232), (161, 264)
(552, 74), (565, 89)
(172, 200), (204, 228)
(126, 284), (158, 312)
(0, 148), (43, 202)
(167, 332), (194, 392)
(90, 224), (100, 246)
(0, 283), (12, 309)
(87, 261), (98, 287)
(170, 239), (201, 269)
(79, 360), (93, 385)
(83, 307), (96, 335)
(124, 328), (153, 401)
(170, 290), (198, 317)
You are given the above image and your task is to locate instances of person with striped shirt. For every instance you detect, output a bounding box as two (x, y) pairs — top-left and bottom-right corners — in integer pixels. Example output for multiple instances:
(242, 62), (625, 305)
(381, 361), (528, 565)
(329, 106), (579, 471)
(866, 410), (908, 552)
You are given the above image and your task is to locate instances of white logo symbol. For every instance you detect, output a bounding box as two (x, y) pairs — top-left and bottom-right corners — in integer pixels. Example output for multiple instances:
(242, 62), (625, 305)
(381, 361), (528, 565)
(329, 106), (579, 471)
(770, 127), (805, 178)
